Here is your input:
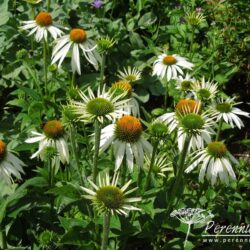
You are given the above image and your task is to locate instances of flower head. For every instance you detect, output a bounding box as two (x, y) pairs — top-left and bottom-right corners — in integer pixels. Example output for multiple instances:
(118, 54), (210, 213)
(70, 85), (129, 124)
(148, 120), (168, 139)
(97, 36), (115, 53)
(100, 116), (152, 171)
(175, 73), (196, 92)
(110, 81), (140, 117)
(51, 28), (101, 74)
(25, 120), (69, 169)
(91, 0), (103, 9)
(211, 97), (250, 129)
(192, 77), (218, 101)
(185, 11), (206, 26)
(117, 66), (142, 83)
(145, 153), (172, 178)
(0, 140), (25, 184)
(81, 172), (141, 215)
(20, 11), (64, 42)
(185, 141), (238, 185)
(159, 99), (214, 151)
(153, 53), (194, 81)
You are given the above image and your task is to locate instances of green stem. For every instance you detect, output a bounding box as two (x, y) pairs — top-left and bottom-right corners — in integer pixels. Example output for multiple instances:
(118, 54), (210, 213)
(164, 80), (168, 108)
(216, 118), (223, 141)
(99, 53), (106, 89)
(190, 26), (195, 59)
(144, 141), (158, 191)
(47, 0), (51, 11)
(69, 125), (86, 186)
(184, 223), (191, 247)
(43, 40), (48, 96)
(93, 119), (101, 183)
(71, 72), (75, 89)
(121, 159), (127, 186)
(167, 136), (191, 211)
(48, 160), (55, 216)
(101, 211), (111, 250)
(0, 225), (7, 249)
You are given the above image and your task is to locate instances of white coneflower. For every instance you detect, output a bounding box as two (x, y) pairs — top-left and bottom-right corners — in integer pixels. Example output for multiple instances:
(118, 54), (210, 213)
(175, 73), (196, 92)
(100, 115), (153, 171)
(110, 81), (140, 117)
(70, 85), (129, 124)
(145, 153), (172, 178)
(192, 77), (218, 101)
(25, 120), (69, 169)
(20, 11), (64, 42)
(185, 141), (238, 185)
(158, 99), (214, 151)
(51, 28), (101, 74)
(0, 140), (25, 184)
(152, 53), (194, 81)
(211, 97), (250, 129)
(81, 172), (141, 215)
(117, 66), (142, 83)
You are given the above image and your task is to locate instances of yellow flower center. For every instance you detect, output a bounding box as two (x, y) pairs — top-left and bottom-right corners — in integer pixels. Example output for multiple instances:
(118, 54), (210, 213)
(43, 120), (64, 139)
(35, 12), (53, 27)
(111, 81), (132, 97)
(115, 116), (143, 143)
(207, 141), (227, 158)
(0, 140), (6, 160)
(70, 28), (87, 43)
(176, 99), (199, 114)
(163, 55), (177, 65)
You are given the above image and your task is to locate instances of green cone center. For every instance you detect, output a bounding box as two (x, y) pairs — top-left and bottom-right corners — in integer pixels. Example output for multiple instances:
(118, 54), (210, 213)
(181, 80), (193, 91)
(149, 122), (168, 137)
(207, 141), (227, 157)
(197, 88), (211, 100)
(181, 113), (204, 130)
(86, 98), (114, 116)
(96, 186), (124, 209)
(216, 102), (232, 113)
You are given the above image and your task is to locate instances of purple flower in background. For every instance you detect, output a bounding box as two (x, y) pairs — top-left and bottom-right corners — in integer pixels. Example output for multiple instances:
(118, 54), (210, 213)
(196, 7), (202, 13)
(92, 0), (103, 9)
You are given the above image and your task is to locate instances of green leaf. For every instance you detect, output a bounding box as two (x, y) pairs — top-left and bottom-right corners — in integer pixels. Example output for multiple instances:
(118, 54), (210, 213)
(58, 216), (89, 231)
(47, 184), (81, 200)
(138, 12), (157, 29)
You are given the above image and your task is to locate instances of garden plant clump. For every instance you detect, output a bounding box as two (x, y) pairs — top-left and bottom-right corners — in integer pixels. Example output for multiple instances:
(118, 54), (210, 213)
(0, 0), (249, 249)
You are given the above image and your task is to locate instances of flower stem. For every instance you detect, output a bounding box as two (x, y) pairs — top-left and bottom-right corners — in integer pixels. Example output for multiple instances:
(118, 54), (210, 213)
(216, 118), (223, 141)
(71, 72), (75, 89)
(167, 136), (190, 211)
(48, 160), (55, 216)
(121, 159), (127, 186)
(99, 53), (106, 89)
(144, 140), (158, 191)
(101, 211), (111, 250)
(164, 80), (168, 108)
(43, 40), (48, 96)
(184, 223), (191, 247)
(190, 26), (195, 59)
(93, 119), (101, 183)
(0, 225), (7, 249)
(69, 125), (86, 186)
(47, 0), (51, 11)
